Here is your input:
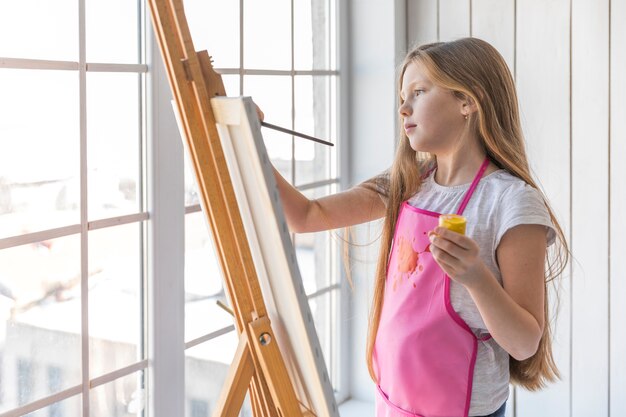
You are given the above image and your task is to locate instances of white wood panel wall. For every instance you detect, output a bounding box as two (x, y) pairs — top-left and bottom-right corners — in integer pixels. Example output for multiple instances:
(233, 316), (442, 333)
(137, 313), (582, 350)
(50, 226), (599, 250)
(516, 1), (571, 416)
(571, 2), (610, 416)
(438, 0), (470, 41)
(610, 2), (626, 415)
(348, 0), (408, 403)
(405, 1), (625, 416)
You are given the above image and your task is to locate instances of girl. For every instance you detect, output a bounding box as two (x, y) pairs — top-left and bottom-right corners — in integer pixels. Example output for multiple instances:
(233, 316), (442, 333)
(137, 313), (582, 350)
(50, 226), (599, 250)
(271, 37), (568, 417)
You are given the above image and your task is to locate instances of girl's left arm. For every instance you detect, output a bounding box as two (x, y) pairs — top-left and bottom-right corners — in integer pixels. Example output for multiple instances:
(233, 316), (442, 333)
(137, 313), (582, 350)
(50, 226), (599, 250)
(428, 224), (547, 361)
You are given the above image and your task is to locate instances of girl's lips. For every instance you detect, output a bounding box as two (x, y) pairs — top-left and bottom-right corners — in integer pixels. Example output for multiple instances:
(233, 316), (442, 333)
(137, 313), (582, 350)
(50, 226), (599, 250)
(404, 124), (416, 132)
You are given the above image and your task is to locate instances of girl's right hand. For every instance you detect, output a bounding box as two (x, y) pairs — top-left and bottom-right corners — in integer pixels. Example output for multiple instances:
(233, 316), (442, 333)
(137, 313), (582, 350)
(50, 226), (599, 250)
(253, 101), (264, 122)
(256, 99), (384, 233)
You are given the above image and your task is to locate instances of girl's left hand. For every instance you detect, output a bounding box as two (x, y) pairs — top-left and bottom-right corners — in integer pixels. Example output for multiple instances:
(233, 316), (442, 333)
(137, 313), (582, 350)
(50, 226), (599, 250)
(428, 227), (485, 287)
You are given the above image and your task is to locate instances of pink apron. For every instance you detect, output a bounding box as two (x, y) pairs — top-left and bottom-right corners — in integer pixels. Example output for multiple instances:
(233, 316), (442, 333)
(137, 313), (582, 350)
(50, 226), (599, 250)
(373, 157), (491, 417)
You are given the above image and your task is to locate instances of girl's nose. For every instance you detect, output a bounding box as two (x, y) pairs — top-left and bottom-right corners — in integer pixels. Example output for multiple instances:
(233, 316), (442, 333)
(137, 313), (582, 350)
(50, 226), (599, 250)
(399, 101), (411, 117)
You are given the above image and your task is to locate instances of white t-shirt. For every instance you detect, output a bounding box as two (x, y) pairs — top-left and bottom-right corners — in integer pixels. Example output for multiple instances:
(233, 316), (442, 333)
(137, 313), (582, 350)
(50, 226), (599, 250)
(383, 168), (557, 416)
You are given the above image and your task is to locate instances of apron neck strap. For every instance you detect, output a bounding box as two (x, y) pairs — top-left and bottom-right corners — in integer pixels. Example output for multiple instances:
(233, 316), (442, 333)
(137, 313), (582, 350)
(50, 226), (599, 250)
(456, 157), (490, 215)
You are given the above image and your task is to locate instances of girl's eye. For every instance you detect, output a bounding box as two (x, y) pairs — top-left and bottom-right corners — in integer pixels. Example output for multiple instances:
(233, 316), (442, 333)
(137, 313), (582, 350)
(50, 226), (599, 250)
(414, 89), (424, 96)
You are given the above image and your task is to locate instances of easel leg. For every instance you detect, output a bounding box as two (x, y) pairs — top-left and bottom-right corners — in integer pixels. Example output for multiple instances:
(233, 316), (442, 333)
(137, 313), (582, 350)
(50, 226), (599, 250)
(248, 317), (303, 417)
(249, 376), (266, 417)
(249, 384), (261, 417)
(212, 333), (255, 417)
(250, 372), (279, 417)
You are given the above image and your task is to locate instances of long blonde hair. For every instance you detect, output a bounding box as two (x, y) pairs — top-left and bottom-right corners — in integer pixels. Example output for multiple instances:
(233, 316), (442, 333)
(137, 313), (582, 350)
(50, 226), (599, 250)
(361, 38), (569, 391)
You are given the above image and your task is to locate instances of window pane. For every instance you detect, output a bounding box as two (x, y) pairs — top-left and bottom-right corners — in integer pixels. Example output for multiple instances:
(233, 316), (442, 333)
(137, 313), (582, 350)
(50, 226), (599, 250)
(91, 371), (145, 417)
(0, 395), (82, 417)
(0, 69), (79, 240)
(185, 332), (252, 417)
(0, 235), (82, 412)
(243, 0), (291, 70)
(87, 72), (141, 220)
(185, 212), (233, 343)
(294, 0), (334, 70)
(185, 0), (240, 69)
(86, 0), (139, 64)
(183, 153), (200, 207)
(294, 185), (338, 294)
(329, 0), (337, 71)
(89, 223), (143, 376)
(243, 76), (292, 180)
(0, 1), (77, 61)
(294, 76), (338, 186)
(38, 395), (82, 417)
(221, 74), (241, 98)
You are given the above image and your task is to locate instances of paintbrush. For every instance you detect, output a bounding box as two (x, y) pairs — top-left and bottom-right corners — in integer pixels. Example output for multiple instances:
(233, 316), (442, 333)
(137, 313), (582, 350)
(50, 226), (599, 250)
(261, 121), (334, 147)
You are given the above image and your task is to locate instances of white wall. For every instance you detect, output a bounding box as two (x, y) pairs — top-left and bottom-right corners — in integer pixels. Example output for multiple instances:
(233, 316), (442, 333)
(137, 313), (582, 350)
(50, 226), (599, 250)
(344, 1), (626, 416)
(346, 0), (407, 404)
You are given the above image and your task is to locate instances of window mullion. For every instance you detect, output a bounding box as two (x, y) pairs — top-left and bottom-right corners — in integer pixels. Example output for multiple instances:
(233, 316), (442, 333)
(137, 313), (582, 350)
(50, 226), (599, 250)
(78, 0), (90, 414)
(0, 58), (79, 70)
(336, 0), (351, 402)
(146, 22), (186, 417)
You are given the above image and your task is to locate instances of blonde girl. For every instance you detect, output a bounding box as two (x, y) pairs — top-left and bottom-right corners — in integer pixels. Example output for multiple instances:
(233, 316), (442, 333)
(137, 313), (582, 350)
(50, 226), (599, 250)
(270, 37), (568, 417)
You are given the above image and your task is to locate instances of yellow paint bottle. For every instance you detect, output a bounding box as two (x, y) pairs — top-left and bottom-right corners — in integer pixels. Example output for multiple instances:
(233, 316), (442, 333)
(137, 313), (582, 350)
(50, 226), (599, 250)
(438, 214), (467, 235)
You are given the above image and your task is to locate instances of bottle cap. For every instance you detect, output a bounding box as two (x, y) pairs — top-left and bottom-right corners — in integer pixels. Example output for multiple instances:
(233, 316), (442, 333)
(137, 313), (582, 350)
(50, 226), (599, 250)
(438, 214), (466, 235)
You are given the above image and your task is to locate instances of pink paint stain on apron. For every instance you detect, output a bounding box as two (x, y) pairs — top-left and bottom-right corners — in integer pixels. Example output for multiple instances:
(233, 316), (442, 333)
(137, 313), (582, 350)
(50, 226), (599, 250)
(373, 157), (491, 417)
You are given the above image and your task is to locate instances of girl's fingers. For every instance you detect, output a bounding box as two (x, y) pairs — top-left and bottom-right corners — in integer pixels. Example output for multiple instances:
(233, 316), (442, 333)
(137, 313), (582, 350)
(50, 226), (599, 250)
(431, 251), (457, 276)
(253, 102), (265, 121)
(430, 243), (461, 269)
(429, 232), (466, 258)
(433, 227), (472, 250)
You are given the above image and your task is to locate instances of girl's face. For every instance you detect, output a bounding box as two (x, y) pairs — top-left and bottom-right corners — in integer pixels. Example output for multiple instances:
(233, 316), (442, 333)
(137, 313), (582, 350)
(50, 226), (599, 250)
(399, 61), (469, 154)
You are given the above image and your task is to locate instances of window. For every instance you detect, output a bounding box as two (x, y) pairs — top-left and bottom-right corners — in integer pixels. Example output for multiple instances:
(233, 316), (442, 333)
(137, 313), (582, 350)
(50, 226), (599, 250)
(1, 0), (345, 415)
(47, 366), (63, 417)
(189, 399), (208, 417)
(0, 0), (147, 415)
(0, 353), (3, 404)
(17, 359), (33, 406)
(47, 366), (62, 394)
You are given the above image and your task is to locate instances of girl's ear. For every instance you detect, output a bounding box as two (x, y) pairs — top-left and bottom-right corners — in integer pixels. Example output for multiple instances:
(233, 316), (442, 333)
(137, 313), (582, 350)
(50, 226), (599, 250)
(461, 94), (479, 116)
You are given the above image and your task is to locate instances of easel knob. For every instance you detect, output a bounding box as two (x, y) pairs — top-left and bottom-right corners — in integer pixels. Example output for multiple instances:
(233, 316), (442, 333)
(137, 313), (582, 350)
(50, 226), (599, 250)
(259, 332), (272, 346)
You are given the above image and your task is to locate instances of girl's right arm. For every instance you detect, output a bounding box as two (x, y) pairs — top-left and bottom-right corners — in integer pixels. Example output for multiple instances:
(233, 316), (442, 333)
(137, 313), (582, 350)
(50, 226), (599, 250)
(272, 167), (386, 233)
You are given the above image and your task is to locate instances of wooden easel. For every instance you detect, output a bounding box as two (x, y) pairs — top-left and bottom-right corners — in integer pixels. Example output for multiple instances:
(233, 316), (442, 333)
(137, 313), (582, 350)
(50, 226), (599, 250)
(147, 1), (316, 416)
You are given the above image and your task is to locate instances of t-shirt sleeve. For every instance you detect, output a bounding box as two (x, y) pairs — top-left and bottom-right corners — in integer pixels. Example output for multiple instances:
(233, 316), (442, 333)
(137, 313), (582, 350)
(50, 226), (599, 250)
(494, 183), (557, 250)
(375, 180), (389, 207)
(355, 170), (390, 207)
